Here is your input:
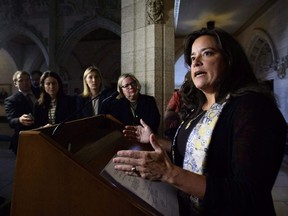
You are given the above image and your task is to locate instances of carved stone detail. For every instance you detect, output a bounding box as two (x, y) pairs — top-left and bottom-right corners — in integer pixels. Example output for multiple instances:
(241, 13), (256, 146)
(146, 0), (163, 25)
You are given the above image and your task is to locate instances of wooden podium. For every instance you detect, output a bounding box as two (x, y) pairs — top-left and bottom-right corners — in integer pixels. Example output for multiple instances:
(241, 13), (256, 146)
(11, 115), (160, 216)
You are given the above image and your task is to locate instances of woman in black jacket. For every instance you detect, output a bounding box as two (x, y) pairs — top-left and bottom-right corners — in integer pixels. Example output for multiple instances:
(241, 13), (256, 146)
(112, 27), (286, 216)
(76, 66), (116, 119)
(102, 73), (160, 134)
(34, 71), (77, 128)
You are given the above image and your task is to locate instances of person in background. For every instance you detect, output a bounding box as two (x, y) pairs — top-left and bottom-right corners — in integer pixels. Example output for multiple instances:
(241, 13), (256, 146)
(73, 87), (81, 95)
(164, 71), (195, 139)
(103, 73), (160, 134)
(30, 70), (42, 99)
(113, 27), (286, 215)
(33, 71), (77, 127)
(76, 66), (116, 118)
(4, 70), (36, 154)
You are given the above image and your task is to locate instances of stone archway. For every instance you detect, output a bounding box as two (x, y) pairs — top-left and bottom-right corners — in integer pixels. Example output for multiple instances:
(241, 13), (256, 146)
(0, 49), (18, 86)
(247, 28), (277, 80)
(55, 16), (121, 92)
(56, 16), (120, 65)
(0, 24), (49, 68)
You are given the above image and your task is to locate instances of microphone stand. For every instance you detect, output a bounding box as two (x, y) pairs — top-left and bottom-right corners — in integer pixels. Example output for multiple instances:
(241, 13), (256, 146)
(98, 91), (118, 113)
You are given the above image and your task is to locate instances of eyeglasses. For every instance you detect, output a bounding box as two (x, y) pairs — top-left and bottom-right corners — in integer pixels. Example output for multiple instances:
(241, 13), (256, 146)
(121, 81), (137, 89)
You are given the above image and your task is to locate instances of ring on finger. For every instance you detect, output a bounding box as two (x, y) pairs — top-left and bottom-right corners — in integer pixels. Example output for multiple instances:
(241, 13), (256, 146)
(131, 165), (137, 173)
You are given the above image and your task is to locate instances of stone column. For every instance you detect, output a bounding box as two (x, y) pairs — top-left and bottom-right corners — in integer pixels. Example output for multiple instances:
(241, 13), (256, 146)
(48, 0), (58, 71)
(121, 0), (175, 133)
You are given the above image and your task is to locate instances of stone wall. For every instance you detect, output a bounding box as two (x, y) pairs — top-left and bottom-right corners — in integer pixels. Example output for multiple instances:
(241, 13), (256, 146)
(237, 0), (288, 122)
(0, 0), (121, 94)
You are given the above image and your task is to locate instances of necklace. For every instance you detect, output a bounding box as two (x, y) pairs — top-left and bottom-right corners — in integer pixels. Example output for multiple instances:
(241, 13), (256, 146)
(185, 111), (205, 130)
(130, 102), (137, 118)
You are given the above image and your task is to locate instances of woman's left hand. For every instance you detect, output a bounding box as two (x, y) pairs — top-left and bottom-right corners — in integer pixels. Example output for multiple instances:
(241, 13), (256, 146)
(113, 133), (174, 181)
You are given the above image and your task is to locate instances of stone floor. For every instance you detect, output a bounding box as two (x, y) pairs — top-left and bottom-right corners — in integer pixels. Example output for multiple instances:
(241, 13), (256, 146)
(0, 122), (288, 215)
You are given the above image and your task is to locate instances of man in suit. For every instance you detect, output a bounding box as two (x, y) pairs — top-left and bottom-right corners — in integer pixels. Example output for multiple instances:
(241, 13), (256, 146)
(4, 70), (37, 154)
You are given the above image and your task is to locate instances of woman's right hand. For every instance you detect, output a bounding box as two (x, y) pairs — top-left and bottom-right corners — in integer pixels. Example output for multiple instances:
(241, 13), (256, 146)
(123, 119), (152, 144)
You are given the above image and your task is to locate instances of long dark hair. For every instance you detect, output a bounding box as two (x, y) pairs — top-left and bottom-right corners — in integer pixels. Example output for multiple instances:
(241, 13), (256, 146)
(38, 71), (65, 108)
(183, 27), (274, 113)
(178, 71), (197, 120)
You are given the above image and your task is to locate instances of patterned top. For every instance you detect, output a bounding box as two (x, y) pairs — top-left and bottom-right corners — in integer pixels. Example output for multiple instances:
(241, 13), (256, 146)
(48, 100), (57, 124)
(172, 93), (286, 215)
(183, 102), (227, 207)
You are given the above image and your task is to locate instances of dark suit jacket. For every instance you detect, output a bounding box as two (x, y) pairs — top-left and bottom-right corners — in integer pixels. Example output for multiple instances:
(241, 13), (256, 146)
(4, 92), (36, 154)
(34, 94), (77, 128)
(104, 94), (161, 133)
(76, 88), (116, 118)
(31, 85), (41, 99)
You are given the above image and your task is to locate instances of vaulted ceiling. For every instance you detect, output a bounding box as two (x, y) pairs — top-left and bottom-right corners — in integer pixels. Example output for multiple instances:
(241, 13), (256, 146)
(174, 0), (277, 37)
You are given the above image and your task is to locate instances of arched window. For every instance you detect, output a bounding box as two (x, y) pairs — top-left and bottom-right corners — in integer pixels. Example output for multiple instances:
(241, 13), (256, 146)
(248, 28), (277, 80)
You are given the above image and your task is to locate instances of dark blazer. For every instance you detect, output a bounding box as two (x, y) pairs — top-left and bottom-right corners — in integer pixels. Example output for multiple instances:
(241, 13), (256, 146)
(34, 94), (77, 128)
(76, 88), (116, 118)
(104, 94), (161, 133)
(173, 93), (286, 216)
(31, 85), (41, 99)
(4, 92), (36, 154)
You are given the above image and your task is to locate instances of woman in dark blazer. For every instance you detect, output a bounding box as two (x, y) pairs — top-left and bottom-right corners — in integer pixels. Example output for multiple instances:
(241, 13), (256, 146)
(34, 71), (77, 128)
(103, 73), (160, 134)
(76, 66), (116, 118)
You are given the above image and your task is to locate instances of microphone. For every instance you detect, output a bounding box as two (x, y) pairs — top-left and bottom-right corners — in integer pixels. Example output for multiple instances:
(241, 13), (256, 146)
(101, 91), (118, 103)
(51, 92), (103, 137)
(99, 91), (118, 114)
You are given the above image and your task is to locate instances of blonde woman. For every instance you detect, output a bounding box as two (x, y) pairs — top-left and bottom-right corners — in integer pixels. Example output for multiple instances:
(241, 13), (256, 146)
(77, 66), (115, 118)
(102, 73), (160, 133)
